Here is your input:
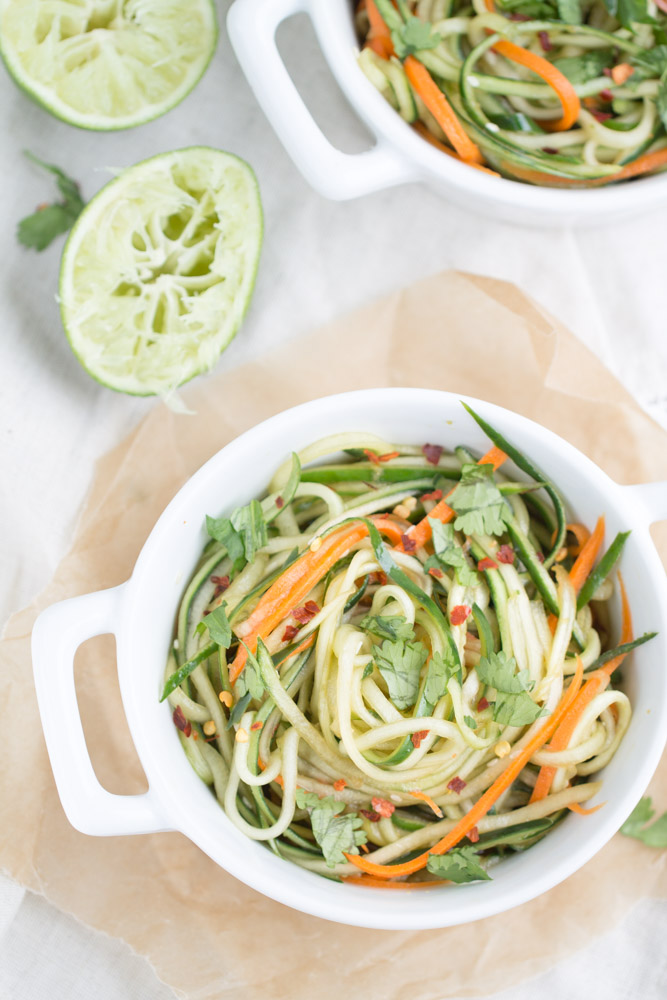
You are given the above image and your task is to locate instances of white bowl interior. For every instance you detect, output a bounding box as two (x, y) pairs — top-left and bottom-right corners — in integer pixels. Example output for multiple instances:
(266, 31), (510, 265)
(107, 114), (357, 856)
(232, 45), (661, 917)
(118, 389), (667, 928)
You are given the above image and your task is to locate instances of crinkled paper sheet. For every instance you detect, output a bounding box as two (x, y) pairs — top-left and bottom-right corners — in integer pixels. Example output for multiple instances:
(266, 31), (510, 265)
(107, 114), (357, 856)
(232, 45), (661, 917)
(2, 272), (666, 1000)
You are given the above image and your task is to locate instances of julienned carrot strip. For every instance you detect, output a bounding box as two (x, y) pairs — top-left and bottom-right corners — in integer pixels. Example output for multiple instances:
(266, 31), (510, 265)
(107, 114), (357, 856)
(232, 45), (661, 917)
(413, 123), (501, 177)
(342, 876), (444, 889)
(404, 55), (484, 163)
(531, 578), (632, 802)
(345, 660), (584, 879)
(501, 148), (667, 187)
(566, 522), (591, 556)
(569, 516), (605, 593)
(568, 801), (605, 816)
(410, 790), (444, 818)
(366, 0), (392, 45)
(230, 516), (406, 682)
(493, 41), (580, 131)
(404, 444), (508, 551)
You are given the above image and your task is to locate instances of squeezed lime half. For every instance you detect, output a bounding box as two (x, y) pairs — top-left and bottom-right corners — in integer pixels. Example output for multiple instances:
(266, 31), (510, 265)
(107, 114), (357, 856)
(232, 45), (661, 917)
(59, 147), (263, 395)
(0, 0), (217, 130)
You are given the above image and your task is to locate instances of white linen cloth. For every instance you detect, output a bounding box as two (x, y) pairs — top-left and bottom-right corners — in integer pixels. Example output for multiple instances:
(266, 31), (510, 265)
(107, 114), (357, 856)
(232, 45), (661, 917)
(1, 3), (665, 997)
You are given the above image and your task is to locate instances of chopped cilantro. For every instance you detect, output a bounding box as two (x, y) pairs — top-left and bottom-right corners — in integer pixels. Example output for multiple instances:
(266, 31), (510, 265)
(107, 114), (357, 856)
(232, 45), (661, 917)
(426, 845), (491, 883)
(426, 519), (481, 587)
(374, 638), (428, 710)
(475, 650), (546, 727)
(296, 790), (367, 866)
(447, 464), (511, 538)
(360, 613), (415, 642)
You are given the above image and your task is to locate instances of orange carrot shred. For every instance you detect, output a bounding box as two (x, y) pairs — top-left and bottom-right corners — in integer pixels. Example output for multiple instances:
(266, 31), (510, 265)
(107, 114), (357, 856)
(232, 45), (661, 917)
(410, 790), (444, 818)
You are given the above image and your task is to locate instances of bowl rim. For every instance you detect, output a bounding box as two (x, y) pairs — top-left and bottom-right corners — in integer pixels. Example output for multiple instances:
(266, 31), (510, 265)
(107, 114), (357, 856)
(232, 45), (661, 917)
(315, 0), (667, 213)
(111, 387), (667, 929)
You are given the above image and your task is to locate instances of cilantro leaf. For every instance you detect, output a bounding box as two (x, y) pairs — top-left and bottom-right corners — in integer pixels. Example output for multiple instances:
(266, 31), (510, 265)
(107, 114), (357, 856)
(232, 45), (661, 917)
(463, 714), (478, 730)
(475, 650), (546, 727)
(206, 498), (268, 568)
(602, 0), (650, 29)
(295, 790), (367, 867)
(448, 463), (511, 538)
(391, 15), (442, 59)
(631, 45), (667, 79)
(360, 614), (415, 642)
(620, 797), (667, 847)
(374, 639), (428, 710)
(426, 846), (491, 883)
(199, 603), (232, 648)
(427, 520), (481, 587)
(18, 152), (85, 251)
(553, 50), (614, 85)
(423, 649), (457, 708)
(235, 640), (268, 702)
(557, 0), (582, 23)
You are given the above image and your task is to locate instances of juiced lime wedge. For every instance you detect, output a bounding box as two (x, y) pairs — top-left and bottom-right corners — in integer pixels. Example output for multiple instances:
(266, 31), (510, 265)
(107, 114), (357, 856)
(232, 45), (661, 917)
(0, 0), (217, 130)
(60, 147), (263, 395)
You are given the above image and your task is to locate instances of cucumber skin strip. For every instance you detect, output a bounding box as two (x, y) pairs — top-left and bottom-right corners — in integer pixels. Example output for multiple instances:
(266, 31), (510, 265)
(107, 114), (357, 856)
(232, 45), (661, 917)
(161, 642), (217, 701)
(461, 403), (567, 566)
(587, 632), (657, 671)
(576, 531), (630, 611)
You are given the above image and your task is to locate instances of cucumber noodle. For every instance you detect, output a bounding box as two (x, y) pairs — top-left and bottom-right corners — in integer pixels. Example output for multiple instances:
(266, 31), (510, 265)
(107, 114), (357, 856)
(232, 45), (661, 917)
(163, 423), (639, 884)
(355, 0), (667, 186)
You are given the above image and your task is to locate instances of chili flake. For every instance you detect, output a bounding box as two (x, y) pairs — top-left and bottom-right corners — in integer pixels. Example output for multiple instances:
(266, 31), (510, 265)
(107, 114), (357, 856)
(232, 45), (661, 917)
(293, 600), (320, 624)
(420, 488), (443, 503)
(282, 624), (300, 643)
(401, 533), (416, 553)
(360, 809), (382, 823)
(275, 496), (284, 508)
(333, 779), (347, 792)
(591, 109), (613, 123)
(211, 574), (230, 591)
(450, 605), (471, 626)
(477, 696), (489, 712)
(428, 566), (444, 579)
(411, 730), (429, 748)
(369, 571), (388, 586)
(538, 30), (552, 51)
(468, 825), (480, 844)
(447, 776), (467, 794)
(372, 796), (395, 818)
(477, 557), (498, 571)
(422, 443), (443, 466)
(250, 721), (263, 731)
(172, 706), (191, 738)
(497, 545), (515, 565)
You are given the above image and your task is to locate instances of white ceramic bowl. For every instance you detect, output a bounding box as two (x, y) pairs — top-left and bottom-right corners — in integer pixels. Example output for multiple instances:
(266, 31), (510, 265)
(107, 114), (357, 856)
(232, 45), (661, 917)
(32, 389), (667, 929)
(227, 0), (667, 227)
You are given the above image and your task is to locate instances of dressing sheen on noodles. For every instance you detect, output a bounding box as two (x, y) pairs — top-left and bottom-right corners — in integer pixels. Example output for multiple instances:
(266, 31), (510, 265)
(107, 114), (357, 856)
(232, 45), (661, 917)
(161, 406), (654, 886)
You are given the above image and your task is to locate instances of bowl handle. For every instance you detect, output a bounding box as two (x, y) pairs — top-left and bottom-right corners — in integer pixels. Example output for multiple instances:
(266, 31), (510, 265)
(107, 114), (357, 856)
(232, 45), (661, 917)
(227, 0), (416, 199)
(32, 585), (169, 837)
(621, 481), (667, 526)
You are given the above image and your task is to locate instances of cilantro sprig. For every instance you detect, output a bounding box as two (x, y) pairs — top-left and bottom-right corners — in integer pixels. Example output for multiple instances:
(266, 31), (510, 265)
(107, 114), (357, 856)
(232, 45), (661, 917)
(448, 464), (511, 538)
(426, 519), (481, 587)
(620, 797), (667, 847)
(374, 638), (428, 710)
(374, 0), (442, 58)
(426, 845), (491, 883)
(360, 613), (415, 642)
(18, 152), (85, 251)
(475, 650), (546, 727)
(295, 790), (367, 867)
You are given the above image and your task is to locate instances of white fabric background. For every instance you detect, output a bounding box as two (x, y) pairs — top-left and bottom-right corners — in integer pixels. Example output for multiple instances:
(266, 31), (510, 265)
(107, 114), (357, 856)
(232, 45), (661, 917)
(1, 1), (666, 996)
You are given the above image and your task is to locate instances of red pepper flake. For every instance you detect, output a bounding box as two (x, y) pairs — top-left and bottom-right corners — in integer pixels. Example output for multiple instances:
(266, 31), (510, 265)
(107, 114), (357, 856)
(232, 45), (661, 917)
(275, 496), (284, 509)
(477, 557), (498, 571)
(422, 443), (443, 466)
(536, 551), (545, 564)
(477, 696), (490, 712)
(369, 571), (388, 586)
(603, 66), (612, 77)
(360, 809), (382, 823)
(211, 574), (230, 598)
(401, 533), (416, 553)
(447, 776), (467, 794)
(172, 706), (192, 738)
(378, 451), (400, 462)
(420, 488), (443, 503)
(600, 88), (614, 102)
(411, 729), (429, 748)
(333, 779), (347, 792)
(372, 796), (395, 818)
(363, 449), (381, 465)
(508, 11), (530, 18)
(538, 30), (552, 51)
(497, 545), (515, 565)
(250, 721), (263, 731)
(282, 624), (300, 643)
(468, 826), (480, 844)
(292, 600), (320, 624)
(591, 109), (613, 122)
(203, 609), (211, 616)
(450, 604), (471, 626)
(428, 566), (444, 579)
(542, 147), (559, 155)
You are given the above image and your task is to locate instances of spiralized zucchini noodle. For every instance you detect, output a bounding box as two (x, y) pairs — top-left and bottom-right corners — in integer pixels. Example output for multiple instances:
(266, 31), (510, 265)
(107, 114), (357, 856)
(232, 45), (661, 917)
(355, 0), (667, 187)
(162, 404), (654, 886)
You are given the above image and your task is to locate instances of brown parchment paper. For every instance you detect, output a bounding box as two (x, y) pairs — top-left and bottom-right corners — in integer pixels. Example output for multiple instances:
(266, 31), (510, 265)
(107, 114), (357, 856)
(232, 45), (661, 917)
(2, 271), (667, 1000)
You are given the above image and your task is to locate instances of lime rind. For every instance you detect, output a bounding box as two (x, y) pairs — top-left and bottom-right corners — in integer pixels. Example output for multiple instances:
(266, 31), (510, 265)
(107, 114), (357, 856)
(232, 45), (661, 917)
(0, 0), (217, 130)
(59, 147), (263, 396)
